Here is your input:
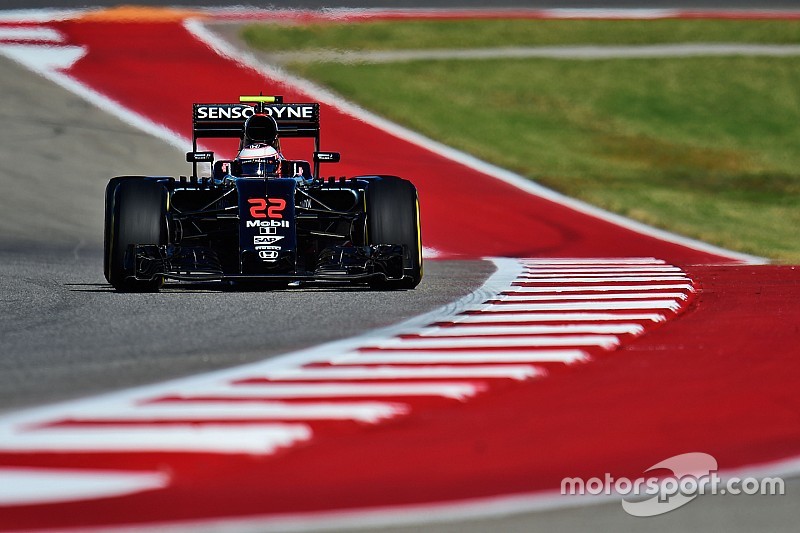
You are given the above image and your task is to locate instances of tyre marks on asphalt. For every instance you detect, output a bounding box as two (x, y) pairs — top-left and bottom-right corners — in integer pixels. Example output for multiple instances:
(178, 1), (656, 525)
(0, 257), (695, 518)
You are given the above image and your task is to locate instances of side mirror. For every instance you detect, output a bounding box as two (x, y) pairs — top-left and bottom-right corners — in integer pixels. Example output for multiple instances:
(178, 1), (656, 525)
(186, 151), (214, 163)
(314, 151), (340, 163)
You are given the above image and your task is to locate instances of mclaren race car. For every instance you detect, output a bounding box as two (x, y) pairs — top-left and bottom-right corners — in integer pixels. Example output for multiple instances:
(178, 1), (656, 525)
(103, 95), (422, 292)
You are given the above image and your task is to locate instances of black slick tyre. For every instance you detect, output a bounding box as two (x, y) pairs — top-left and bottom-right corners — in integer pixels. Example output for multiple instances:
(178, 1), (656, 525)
(365, 176), (423, 289)
(105, 178), (168, 292)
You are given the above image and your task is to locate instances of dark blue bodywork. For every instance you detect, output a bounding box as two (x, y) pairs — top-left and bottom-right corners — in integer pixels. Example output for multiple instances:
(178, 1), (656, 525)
(237, 178), (297, 275)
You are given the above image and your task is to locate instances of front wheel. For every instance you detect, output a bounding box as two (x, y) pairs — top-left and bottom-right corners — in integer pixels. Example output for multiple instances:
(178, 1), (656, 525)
(104, 178), (168, 292)
(365, 176), (423, 289)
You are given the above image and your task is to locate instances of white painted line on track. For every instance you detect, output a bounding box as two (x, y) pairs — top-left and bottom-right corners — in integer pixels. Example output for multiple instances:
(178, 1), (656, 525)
(475, 300), (682, 312)
(334, 349), (589, 364)
(0, 43), (83, 71)
(522, 267), (683, 274)
(259, 365), (541, 381)
(0, 9), (85, 23)
(495, 292), (689, 301)
(506, 284), (695, 293)
(372, 335), (620, 350)
(418, 324), (645, 336)
(516, 276), (691, 283)
(451, 312), (667, 323)
(0, 27), (62, 42)
(59, 401), (407, 423)
(520, 258), (666, 265)
(0, 467), (168, 506)
(518, 273), (691, 280)
(0, 424), (311, 455)
(179, 382), (485, 400)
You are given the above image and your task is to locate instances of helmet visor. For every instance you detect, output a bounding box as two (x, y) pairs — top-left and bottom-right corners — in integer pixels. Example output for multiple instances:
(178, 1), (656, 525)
(238, 158), (280, 177)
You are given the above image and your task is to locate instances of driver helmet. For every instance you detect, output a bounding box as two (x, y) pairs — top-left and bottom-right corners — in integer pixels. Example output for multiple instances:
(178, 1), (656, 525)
(234, 143), (282, 177)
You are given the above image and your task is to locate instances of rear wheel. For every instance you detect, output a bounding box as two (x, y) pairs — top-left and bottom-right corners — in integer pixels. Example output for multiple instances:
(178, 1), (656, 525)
(105, 178), (168, 292)
(365, 176), (423, 289)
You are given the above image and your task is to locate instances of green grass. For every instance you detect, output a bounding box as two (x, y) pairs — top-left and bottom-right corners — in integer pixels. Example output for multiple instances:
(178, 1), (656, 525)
(242, 19), (800, 51)
(242, 20), (800, 262)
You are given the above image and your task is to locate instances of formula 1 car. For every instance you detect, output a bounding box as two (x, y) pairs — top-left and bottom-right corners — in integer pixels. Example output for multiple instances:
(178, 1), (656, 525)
(103, 95), (422, 292)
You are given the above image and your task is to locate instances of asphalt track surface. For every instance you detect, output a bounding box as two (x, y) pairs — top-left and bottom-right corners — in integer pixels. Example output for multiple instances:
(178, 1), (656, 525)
(1, 4), (800, 533)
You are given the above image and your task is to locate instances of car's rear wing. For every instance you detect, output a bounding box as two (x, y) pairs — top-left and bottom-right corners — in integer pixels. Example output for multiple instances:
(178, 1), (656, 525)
(190, 96), (325, 177)
(193, 99), (319, 141)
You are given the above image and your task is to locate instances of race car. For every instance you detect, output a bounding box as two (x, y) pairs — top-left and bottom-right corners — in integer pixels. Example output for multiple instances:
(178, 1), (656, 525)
(103, 95), (422, 292)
